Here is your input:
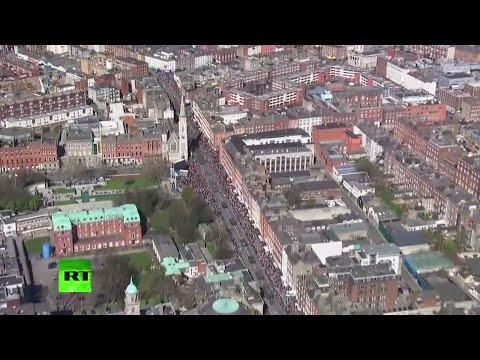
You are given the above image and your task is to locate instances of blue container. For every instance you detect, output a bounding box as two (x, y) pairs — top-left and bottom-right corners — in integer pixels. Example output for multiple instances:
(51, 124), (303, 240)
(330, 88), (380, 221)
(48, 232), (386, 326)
(42, 242), (51, 259)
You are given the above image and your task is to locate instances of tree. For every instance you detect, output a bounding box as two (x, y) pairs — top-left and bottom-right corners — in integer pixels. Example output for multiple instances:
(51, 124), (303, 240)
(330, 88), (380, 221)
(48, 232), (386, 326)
(176, 220), (197, 245)
(181, 186), (196, 206)
(150, 210), (170, 233)
(137, 268), (175, 302)
(0, 174), (42, 212)
(215, 242), (234, 260)
(357, 158), (384, 181)
(117, 188), (160, 217)
(63, 163), (90, 184)
(189, 195), (214, 226)
(283, 186), (301, 208)
(95, 163), (116, 179)
(167, 199), (188, 231)
(205, 221), (229, 246)
(94, 255), (138, 305)
(142, 157), (169, 183)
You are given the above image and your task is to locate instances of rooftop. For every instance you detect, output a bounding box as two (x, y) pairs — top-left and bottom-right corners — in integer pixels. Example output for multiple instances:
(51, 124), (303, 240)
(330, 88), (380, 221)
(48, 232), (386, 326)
(408, 252), (454, 274)
(242, 127), (309, 140)
(52, 204), (140, 231)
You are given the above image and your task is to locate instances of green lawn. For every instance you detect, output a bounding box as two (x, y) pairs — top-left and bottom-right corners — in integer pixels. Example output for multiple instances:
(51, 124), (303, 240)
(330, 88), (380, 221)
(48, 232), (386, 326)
(206, 242), (216, 256)
(95, 178), (157, 191)
(25, 236), (50, 256)
(121, 251), (152, 271)
(93, 194), (121, 202)
(53, 188), (75, 195)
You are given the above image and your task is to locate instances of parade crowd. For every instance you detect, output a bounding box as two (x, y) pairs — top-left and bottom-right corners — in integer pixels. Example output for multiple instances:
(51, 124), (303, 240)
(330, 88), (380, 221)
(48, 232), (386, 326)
(162, 73), (301, 314)
(184, 135), (300, 315)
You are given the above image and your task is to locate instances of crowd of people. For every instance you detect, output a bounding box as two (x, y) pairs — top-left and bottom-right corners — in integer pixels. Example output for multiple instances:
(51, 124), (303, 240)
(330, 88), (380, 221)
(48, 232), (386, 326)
(163, 75), (301, 315)
(183, 133), (300, 315)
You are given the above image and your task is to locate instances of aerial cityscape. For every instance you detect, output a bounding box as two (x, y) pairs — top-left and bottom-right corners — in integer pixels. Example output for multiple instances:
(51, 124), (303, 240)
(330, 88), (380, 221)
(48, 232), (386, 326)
(2, 44), (480, 315)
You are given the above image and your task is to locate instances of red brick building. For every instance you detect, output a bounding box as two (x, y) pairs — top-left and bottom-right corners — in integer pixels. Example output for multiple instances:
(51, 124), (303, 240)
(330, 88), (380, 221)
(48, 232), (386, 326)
(407, 45), (454, 60)
(114, 57), (148, 80)
(376, 56), (389, 78)
(393, 120), (429, 162)
(213, 48), (237, 63)
(384, 152), (454, 222)
(404, 103), (447, 124)
(261, 45), (276, 56)
(51, 204), (143, 257)
(0, 139), (58, 173)
(100, 132), (162, 165)
(347, 264), (400, 310)
(232, 117), (298, 135)
(225, 87), (304, 112)
(455, 46), (480, 63)
(334, 87), (383, 107)
(323, 111), (356, 125)
(461, 97), (480, 121)
(104, 45), (138, 60)
(455, 159), (480, 199)
(74, 78), (89, 91)
(381, 105), (406, 126)
(293, 180), (341, 200)
(437, 88), (471, 112)
(464, 83), (480, 98)
(0, 90), (87, 120)
(0, 54), (41, 77)
(312, 123), (349, 145)
(344, 129), (362, 153)
(356, 105), (382, 123)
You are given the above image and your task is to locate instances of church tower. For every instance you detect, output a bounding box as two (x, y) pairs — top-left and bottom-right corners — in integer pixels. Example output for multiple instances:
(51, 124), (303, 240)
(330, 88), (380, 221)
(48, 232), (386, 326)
(178, 94), (188, 161)
(124, 277), (140, 315)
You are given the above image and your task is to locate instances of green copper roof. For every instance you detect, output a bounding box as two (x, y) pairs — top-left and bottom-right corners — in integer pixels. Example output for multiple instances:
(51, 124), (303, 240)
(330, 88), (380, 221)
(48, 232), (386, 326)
(52, 204), (140, 231)
(161, 257), (190, 276)
(212, 298), (240, 314)
(204, 272), (233, 283)
(126, 276), (138, 295)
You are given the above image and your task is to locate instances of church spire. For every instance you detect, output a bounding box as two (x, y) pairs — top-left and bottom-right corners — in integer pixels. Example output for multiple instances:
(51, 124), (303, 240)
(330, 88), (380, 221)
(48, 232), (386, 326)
(179, 94), (186, 119)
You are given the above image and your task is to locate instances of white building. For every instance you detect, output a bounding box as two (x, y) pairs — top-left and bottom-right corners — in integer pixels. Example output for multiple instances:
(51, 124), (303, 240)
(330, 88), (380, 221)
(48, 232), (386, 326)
(88, 85), (121, 104)
(353, 125), (385, 163)
(342, 172), (376, 199)
(347, 50), (383, 69)
(0, 216), (16, 237)
(329, 66), (358, 81)
(163, 107), (174, 120)
(354, 243), (402, 275)
(46, 45), (70, 55)
(385, 62), (437, 95)
(311, 240), (343, 264)
(99, 120), (125, 136)
(2, 106), (94, 129)
(218, 108), (249, 125)
(242, 128), (311, 147)
(87, 45), (106, 53)
(144, 53), (176, 72)
(298, 115), (323, 136)
(194, 54), (213, 69)
(192, 100), (213, 143)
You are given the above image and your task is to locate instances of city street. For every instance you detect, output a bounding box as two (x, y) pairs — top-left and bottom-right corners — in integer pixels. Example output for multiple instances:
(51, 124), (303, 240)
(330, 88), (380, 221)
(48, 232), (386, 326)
(196, 152), (284, 314)
(162, 74), (296, 314)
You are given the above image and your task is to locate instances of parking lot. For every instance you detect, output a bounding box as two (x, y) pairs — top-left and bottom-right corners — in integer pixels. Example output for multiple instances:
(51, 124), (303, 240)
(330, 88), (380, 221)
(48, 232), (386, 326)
(30, 257), (59, 308)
